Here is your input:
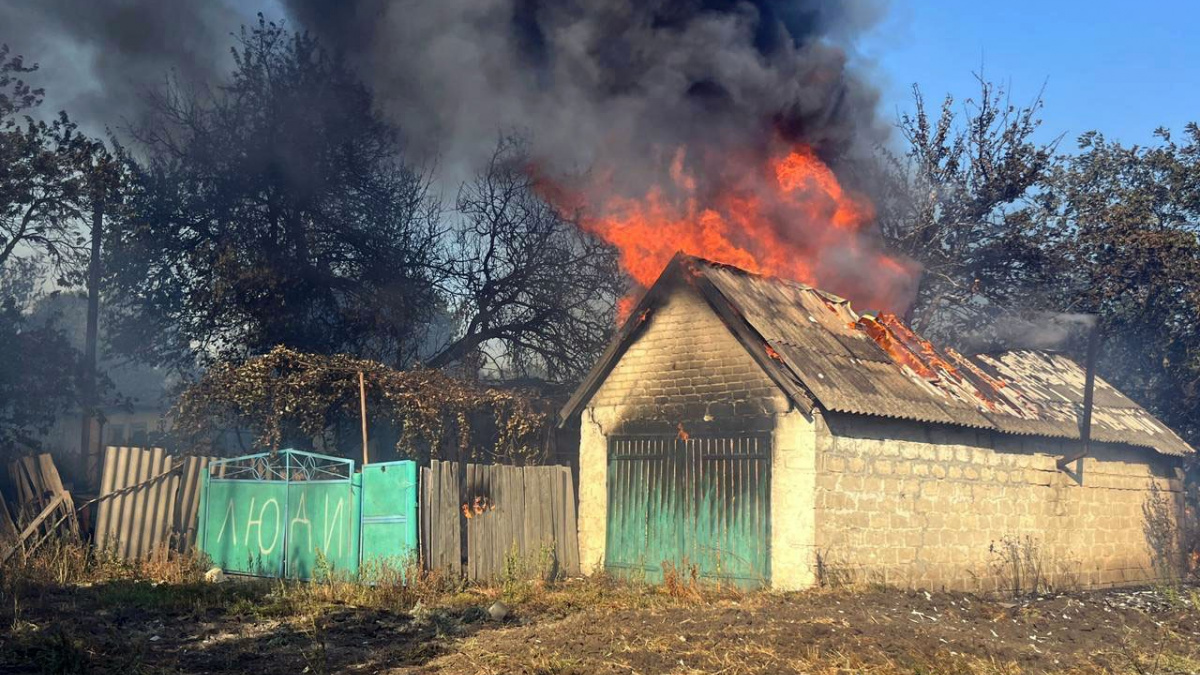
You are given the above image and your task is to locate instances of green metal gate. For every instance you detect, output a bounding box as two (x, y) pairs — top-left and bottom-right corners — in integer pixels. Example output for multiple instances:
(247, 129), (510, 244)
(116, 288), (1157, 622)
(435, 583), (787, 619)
(196, 450), (417, 579)
(359, 461), (418, 572)
(606, 435), (770, 587)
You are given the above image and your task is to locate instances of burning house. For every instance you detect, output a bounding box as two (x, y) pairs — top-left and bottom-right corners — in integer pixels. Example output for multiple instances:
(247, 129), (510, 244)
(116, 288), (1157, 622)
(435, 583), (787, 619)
(561, 254), (1192, 591)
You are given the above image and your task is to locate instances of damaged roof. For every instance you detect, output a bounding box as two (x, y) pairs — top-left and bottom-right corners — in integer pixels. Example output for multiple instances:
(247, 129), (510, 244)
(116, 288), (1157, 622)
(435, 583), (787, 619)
(563, 254), (1193, 458)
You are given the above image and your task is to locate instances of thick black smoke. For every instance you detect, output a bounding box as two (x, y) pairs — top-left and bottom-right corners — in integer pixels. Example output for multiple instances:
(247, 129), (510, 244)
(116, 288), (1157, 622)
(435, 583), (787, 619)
(0, 0), (266, 136)
(5, 0), (888, 190)
(282, 0), (889, 190)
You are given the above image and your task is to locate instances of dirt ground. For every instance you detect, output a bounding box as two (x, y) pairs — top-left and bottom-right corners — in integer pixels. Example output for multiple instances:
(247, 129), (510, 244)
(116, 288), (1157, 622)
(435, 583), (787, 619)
(3, 576), (1200, 674)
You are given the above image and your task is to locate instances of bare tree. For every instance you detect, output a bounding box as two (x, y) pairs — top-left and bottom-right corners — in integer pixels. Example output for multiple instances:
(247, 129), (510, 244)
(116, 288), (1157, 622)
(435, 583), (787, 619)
(428, 136), (623, 382)
(873, 75), (1061, 342)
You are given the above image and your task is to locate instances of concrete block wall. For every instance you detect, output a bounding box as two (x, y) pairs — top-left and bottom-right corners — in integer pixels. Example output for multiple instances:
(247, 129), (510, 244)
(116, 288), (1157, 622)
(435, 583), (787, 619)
(814, 413), (1185, 591)
(578, 284), (791, 576)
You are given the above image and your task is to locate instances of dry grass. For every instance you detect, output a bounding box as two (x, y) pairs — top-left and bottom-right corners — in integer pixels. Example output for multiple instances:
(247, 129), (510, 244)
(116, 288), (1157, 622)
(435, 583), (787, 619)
(5, 539), (1200, 674)
(1, 538), (206, 590)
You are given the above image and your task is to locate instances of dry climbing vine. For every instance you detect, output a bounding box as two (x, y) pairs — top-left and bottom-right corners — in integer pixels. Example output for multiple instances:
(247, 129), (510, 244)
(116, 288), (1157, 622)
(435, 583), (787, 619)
(172, 347), (553, 461)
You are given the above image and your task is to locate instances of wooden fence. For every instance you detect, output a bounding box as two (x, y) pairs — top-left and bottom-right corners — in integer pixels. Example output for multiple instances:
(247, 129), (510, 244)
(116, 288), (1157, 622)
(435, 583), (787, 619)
(421, 461), (580, 580)
(2, 448), (580, 573)
(1, 454), (79, 563)
(94, 447), (214, 560)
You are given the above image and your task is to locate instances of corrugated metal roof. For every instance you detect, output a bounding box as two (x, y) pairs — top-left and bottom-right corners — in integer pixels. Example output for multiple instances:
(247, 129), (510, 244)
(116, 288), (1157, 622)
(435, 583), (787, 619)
(697, 257), (1193, 457)
(562, 254), (1193, 458)
(972, 351), (1193, 456)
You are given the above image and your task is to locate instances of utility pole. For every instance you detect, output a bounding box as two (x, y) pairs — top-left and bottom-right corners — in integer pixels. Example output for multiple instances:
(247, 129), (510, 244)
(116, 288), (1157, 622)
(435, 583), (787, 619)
(79, 195), (102, 490)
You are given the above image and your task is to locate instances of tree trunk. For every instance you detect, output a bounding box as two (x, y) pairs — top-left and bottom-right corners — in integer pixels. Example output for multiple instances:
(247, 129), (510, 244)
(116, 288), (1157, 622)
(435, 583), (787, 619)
(78, 198), (102, 490)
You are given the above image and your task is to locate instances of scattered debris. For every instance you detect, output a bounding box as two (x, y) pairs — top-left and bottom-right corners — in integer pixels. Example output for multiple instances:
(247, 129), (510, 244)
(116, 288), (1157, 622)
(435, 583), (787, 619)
(488, 601), (510, 622)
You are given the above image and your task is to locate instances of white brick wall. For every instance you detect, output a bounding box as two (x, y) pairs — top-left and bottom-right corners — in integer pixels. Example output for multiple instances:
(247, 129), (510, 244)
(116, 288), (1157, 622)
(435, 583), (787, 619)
(771, 408), (818, 590)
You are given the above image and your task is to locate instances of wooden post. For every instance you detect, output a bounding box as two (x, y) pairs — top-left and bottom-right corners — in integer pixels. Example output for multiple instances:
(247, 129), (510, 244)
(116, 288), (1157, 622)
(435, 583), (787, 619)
(359, 371), (369, 466)
(458, 442), (468, 576)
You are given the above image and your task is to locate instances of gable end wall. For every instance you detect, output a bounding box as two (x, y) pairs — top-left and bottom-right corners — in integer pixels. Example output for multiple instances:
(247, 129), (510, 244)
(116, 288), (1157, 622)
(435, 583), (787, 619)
(578, 285), (817, 586)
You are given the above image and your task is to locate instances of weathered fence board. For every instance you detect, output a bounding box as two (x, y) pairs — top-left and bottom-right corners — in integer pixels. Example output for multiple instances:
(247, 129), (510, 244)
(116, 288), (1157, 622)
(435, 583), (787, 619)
(94, 447), (215, 560)
(420, 462), (460, 572)
(0, 496), (17, 547)
(6, 454), (68, 522)
(422, 461), (579, 581)
(0, 453), (79, 563)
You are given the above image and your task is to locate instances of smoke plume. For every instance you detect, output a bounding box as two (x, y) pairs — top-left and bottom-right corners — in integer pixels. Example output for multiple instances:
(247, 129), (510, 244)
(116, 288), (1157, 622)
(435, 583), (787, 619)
(6, 0), (909, 309)
(283, 1), (888, 182)
(963, 311), (1098, 353)
(281, 0), (909, 309)
(0, 0), (266, 136)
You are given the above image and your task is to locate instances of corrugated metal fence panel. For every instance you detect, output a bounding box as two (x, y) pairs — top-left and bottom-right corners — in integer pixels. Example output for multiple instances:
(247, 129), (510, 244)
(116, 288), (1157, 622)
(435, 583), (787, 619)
(421, 461), (579, 581)
(606, 435), (770, 588)
(94, 447), (217, 561)
(95, 447), (172, 560)
(173, 456), (211, 552)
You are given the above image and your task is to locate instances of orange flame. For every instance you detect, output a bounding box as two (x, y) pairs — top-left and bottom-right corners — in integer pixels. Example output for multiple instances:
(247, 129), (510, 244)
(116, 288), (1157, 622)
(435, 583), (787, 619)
(857, 314), (940, 381)
(857, 313), (1018, 412)
(539, 139), (916, 319)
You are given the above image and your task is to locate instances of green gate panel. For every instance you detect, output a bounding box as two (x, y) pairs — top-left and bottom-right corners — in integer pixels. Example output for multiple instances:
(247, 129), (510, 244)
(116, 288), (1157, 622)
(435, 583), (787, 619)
(201, 480), (289, 576)
(606, 435), (770, 588)
(359, 461), (418, 574)
(198, 450), (361, 580)
(285, 479), (361, 579)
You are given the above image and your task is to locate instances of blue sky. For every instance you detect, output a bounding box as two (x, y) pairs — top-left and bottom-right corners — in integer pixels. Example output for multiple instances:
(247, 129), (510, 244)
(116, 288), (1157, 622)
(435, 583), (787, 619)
(859, 0), (1200, 149)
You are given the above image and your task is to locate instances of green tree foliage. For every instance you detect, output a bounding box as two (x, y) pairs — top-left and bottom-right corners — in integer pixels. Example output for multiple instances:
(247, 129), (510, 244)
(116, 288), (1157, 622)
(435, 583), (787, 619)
(106, 21), (621, 383)
(0, 44), (93, 280)
(1040, 125), (1200, 444)
(0, 46), (109, 455)
(104, 20), (443, 372)
(0, 262), (78, 449)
